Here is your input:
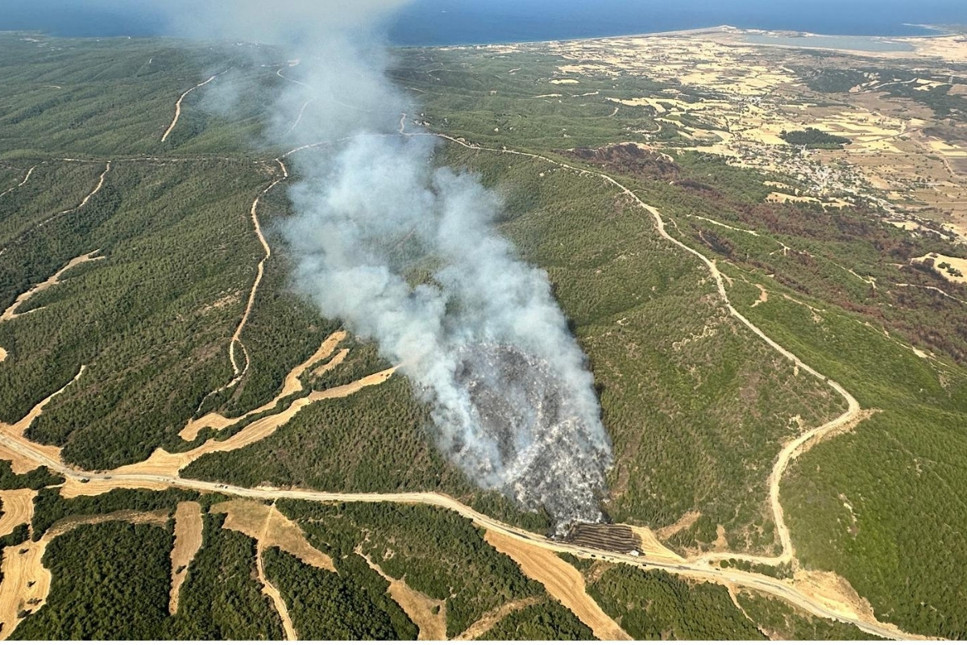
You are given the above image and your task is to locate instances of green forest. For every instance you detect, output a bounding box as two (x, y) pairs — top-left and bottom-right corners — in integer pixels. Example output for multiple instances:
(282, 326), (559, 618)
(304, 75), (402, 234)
(0, 27), (964, 642)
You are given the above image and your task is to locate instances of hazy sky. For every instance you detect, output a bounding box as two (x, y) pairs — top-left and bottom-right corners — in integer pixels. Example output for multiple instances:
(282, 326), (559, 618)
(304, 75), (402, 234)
(2, 0), (964, 42)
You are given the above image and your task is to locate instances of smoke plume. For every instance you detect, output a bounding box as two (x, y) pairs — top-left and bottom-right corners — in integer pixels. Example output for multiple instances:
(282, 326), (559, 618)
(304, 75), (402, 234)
(156, 0), (614, 530)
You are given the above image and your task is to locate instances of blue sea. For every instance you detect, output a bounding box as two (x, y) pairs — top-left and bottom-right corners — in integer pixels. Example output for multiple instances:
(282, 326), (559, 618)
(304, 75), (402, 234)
(1, 0), (965, 44)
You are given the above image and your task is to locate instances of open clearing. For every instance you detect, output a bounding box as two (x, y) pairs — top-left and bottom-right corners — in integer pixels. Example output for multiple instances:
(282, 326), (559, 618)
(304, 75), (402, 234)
(181, 331), (348, 441)
(0, 510), (168, 639)
(69, 363), (398, 487)
(169, 501), (204, 615)
(359, 550), (447, 641)
(483, 530), (632, 641)
(913, 253), (967, 286)
(212, 499), (335, 572)
(0, 133), (918, 640)
(0, 540), (51, 639)
(0, 489), (36, 537)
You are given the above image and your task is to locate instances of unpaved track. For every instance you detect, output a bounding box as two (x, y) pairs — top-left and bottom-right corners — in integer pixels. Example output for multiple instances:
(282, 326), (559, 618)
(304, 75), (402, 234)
(228, 159), (288, 378)
(161, 75), (217, 143)
(0, 127), (920, 640)
(6, 162), (112, 241)
(1, 251), (103, 322)
(0, 365), (85, 468)
(200, 159), (289, 403)
(169, 501), (204, 615)
(0, 166), (36, 200)
(213, 499), (335, 572)
(0, 368), (912, 640)
(58, 365), (397, 496)
(181, 331), (347, 441)
(454, 597), (541, 640)
(0, 412), (927, 641)
(484, 530), (632, 641)
(285, 100), (313, 136)
(412, 129), (867, 568)
(254, 504), (298, 641)
(358, 549), (447, 640)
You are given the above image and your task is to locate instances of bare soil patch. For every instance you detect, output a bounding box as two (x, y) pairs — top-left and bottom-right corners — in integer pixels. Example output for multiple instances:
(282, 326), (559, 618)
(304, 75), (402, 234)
(483, 530), (631, 641)
(454, 597), (541, 640)
(791, 569), (876, 623)
(656, 510), (701, 540)
(628, 525), (686, 563)
(169, 501), (204, 614)
(0, 489), (36, 537)
(359, 549), (446, 640)
(0, 510), (168, 638)
(212, 500), (334, 572)
(913, 253), (967, 286)
(0, 540), (51, 639)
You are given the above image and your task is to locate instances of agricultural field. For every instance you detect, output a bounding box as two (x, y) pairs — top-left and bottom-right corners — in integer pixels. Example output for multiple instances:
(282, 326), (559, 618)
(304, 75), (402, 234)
(0, 24), (964, 641)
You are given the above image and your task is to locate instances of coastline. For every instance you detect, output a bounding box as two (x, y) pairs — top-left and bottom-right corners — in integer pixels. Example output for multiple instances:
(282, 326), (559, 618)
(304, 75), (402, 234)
(427, 24), (963, 60)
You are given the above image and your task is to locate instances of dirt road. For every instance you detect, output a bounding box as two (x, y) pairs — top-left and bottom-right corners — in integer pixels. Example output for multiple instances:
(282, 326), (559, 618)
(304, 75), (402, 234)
(13, 162), (112, 238)
(0, 166), (36, 200)
(409, 128), (869, 568)
(181, 331), (346, 441)
(0, 415), (926, 642)
(358, 549), (447, 641)
(0, 403), (923, 643)
(484, 530), (632, 640)
(1, 251), (103, 322)
(161, 76), (217, 143)
(200, 159), (289, 403)
(0, 126), (916, 640)
(254, 504), (298, 640)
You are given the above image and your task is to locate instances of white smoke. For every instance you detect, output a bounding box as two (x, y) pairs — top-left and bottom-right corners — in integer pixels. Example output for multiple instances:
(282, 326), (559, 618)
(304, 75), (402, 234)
(147, 0), (614, 529)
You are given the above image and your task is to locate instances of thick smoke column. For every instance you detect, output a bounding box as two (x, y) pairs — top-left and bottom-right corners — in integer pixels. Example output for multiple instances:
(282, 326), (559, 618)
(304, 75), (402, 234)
(156, 0), (614, 529)
(284, 134), (613, 527)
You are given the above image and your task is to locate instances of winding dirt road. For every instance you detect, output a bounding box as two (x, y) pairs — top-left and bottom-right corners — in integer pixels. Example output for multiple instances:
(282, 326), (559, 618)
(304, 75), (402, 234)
(226, 160), (287, 380)
(1, 251), (104, 322)
(0, 123), (916, 639)
(406, 127), (868, 569)
(0, 166), (36, 200)
(254, 503), (298, 641)
(200, 159), (289, 403)
(0, 366), (923, 643)
(161, 75), (217, 143)
(8, 161), (113, 240)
